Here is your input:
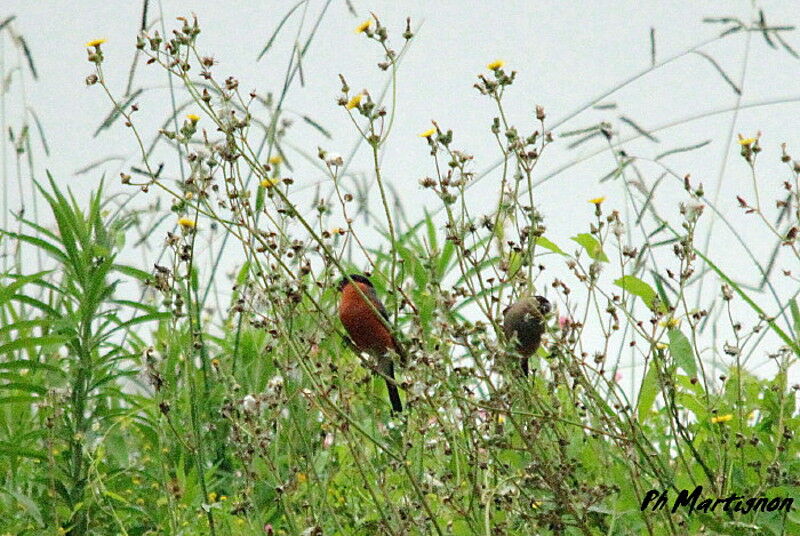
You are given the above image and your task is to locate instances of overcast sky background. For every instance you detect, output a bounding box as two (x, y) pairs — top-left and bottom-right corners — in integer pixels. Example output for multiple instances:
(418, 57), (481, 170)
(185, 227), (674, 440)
(3, 1), (800, 385)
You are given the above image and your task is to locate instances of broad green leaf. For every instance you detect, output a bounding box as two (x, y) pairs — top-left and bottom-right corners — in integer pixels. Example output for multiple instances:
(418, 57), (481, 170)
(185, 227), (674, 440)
(571, 233), (609, 262)
(668, 329), (697, 377)
(236, 261), (252, 286)
(535, 236), (567, 256)
(506, 251), (523, 279)
(255, 182), (266, 212)
(637, 363), (659, 422)
(614, 275), (660, 311)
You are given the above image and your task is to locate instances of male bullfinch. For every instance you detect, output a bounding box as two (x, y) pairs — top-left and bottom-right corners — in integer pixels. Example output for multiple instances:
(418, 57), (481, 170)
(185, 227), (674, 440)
(337, 274), (404, 413)
(502, 295), (551, 376)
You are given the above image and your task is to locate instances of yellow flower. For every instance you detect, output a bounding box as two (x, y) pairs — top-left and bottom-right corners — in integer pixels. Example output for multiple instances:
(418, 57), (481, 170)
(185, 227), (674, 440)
(177, 217), (196, 229)
(737, 136), (756, 146)
(297, 472), (307, 484)
(497, 414), (506, 424)
(655, 342), (668, 350)
(85, 38), (107, 48)
(711, 414), (733, 424)
(487, 59), (505, 70)
(345, 93), (363, 110)
(208, 492), (217, 502)
(268, 155), (283, 166)
(330, 227), (346, 236)
(659, 317), (680, 329)
(220, 495), (227, 501)
(211, 358), (220, 368)
(186, 114), (200, 122)
(419, 128), (436, 138)
(261, 178), (280, 188)
(588, 196), (606, 205)
(355, 20), (371, 33)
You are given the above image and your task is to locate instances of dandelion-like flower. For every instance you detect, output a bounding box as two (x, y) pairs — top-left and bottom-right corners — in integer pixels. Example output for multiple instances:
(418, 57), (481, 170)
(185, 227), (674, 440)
(260, 178), (280, 188)
(659, 317), (680, 329)
(419, 128), (436, 138)
(268, 155), (283, 166)
(589, 196), (606, 205)
(355, 20), (371, 33)
(737, 135), (757, 146)
(186, 114), (200, 122)
(345, 93), (363, 110)
(487, 59), (505, 70)
(711, 414), (733, 424)
(330, 227), (346, 236)
(177, 217), (196, 229)
(85, 38), (107, 48)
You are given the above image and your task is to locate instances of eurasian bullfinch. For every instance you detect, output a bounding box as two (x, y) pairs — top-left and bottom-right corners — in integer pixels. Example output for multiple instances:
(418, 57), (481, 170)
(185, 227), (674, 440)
(503, 295), (551, 376)
(338, 274), (404, 412)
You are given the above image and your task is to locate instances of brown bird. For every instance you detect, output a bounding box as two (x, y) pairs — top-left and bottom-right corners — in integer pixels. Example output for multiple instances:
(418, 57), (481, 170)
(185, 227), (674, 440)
(338, 274), (404, 412)
(503, 295), (551, 376)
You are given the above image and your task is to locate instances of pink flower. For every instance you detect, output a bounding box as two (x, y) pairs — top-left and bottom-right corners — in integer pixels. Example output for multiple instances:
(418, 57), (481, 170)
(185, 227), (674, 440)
(614, 372), (623, 383)
(264, 524), (274, 535)
(558, 316), (571, 329)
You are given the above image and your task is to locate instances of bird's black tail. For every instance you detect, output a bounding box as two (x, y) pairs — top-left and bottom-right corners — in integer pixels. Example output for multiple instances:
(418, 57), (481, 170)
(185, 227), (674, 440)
(384, 363), (403, 413)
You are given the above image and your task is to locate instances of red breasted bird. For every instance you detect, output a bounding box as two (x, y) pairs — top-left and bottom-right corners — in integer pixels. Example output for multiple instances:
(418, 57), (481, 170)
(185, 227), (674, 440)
(338, 274), (404, 413)
(503, 295), (551, 376)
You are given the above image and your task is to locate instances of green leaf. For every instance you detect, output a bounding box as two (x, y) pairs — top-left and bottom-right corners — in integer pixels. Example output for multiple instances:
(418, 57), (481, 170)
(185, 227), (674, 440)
(535, 236), (567, 256)
(614, 275), (661, 311)
(255, 182), (266, 213)
(0, 335), (69, 356)
(0, 271), (52, 306)
(506, 251), (523, 279)
(668, 329), (697, 377)
(112, 263), (151, 282)
(1, 231), (67, 263)
(571, 233), (609, 262)
(0, 442), (46, 460)
(790, 298), (800, 340)
(0, 360), (63, 374)
(637, 363), (659, 422)
(236, 262), (251, 286)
